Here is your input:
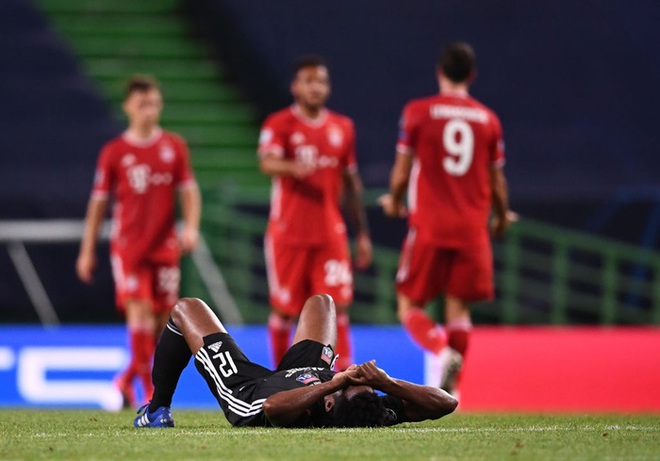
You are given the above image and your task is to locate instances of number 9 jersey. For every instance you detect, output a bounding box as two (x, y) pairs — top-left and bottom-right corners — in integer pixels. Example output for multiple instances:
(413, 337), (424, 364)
(396, 92), (505, 247)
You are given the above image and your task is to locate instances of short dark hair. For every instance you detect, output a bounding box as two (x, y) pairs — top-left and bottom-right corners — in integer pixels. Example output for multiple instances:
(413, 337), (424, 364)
(292, 55), (327, 76)
(437, 41), (476, 83)
(125, 75), (160, 99)
(332, 391), (388, 428)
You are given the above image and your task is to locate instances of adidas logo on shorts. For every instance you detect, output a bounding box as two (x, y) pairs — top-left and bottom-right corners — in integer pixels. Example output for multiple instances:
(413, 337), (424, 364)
(208, 341), (223, 353)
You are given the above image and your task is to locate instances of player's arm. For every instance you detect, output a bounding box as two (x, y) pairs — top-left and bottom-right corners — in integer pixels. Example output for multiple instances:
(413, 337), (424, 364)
(259, 151), (314, 179)
(262, 372), (353, 427)
(379, 150), (412, 218)
(76, 196), (108, 283)
(343, 169), (372, 269)
(178, 183), (201, 253)
(351, 360), (457, 422)
(489, 166), (515, 238)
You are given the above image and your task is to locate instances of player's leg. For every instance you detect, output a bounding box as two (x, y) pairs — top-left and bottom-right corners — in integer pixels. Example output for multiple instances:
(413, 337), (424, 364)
(444, 296), (472, 361)
(334, 305), (353, 370)
(437, 296), (469, 395)
(395, 230), (447, 355)
(124, 298), (157, 403)
(264, 234), (305, 367)
(131, 262), (182, 404)
(441, 241), (493, 394)
(153, 264), (181, 338)
(312, 239), (354, 369)
(110, 255), (155, 407)
(136, 297), (227, 427)
(291, 294), (337, 347)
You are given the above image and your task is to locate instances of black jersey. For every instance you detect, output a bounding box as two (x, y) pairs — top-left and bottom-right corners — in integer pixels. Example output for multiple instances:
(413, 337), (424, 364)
(194, 333), (406, 427)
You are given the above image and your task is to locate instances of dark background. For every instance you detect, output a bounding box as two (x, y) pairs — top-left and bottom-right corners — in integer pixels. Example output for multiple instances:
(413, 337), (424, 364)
(1, 0), (658, 322)
(189, 0), (660, 240)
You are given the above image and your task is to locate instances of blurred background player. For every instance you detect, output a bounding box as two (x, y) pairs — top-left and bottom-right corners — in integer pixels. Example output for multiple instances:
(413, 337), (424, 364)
(379, 42), (516, 395)
(76, 75), (201, 407)
(258, 55), (372, 370)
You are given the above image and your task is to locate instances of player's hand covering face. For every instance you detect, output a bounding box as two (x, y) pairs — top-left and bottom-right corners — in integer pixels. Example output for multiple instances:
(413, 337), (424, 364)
(292, 66), (331, 111)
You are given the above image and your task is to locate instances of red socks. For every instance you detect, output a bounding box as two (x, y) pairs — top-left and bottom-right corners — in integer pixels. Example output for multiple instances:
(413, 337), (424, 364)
(334, 311), (353, 370)
(131, 329), (155, 401)
(446, 319), (472, 357)
(402, 307), (447, 354)
(119, 329), (155, 404)
(268, 313), (293, 368)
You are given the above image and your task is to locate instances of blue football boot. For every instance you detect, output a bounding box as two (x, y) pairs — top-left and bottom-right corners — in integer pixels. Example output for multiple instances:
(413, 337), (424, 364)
(133, 403), (175, 428)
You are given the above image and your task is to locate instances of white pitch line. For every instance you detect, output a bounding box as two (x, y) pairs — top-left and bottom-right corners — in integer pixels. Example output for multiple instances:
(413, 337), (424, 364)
(20, 424), (660, 440)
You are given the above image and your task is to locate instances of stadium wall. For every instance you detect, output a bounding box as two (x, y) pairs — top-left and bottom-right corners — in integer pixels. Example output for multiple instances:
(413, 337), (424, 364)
(2, 325), (658, 412)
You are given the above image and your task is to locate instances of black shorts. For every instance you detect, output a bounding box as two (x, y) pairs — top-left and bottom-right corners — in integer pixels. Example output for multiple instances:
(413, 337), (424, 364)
(194, 332), (335, 426)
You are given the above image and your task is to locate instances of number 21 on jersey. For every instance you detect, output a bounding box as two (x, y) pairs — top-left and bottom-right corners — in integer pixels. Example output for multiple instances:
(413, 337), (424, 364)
(442, 119), (474, 176)
(213, 351), (238, 377)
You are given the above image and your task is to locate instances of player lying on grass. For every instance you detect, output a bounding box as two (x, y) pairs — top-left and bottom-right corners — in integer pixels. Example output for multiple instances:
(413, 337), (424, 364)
(134, 294), (457, 428)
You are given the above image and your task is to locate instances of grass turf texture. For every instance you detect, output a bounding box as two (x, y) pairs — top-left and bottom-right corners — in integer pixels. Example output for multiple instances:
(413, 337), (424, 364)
(1, 410), (658, 460)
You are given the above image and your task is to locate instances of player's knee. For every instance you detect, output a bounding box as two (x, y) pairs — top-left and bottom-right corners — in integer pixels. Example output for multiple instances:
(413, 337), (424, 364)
(309, 293), (335, 313)
(171, 297), (204, 323)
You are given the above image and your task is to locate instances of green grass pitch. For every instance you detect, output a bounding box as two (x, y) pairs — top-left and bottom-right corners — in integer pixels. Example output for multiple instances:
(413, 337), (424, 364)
(1, 409), (658, 460)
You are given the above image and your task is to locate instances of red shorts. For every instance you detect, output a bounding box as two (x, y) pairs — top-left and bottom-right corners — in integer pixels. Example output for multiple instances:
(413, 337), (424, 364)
(395, 228), (494, 304)
(110, 252), (180, 314)
(264, 233), (353, 317)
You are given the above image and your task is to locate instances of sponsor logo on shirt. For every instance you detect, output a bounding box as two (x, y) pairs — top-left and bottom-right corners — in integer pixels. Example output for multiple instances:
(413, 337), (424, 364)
(121, 154), (136, 167)
(295, 145), (339, 169)
(126, 164), (173, 194)
(159, 145), (175, 163)
(296, 372), (320, 385)
(291, 132), (306, 145)
(327, 127), (343, 147)
(284, 367), (326, 378)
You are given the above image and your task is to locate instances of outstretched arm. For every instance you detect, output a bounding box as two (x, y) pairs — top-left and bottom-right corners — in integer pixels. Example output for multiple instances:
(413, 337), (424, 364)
(351, 360), (457, 422)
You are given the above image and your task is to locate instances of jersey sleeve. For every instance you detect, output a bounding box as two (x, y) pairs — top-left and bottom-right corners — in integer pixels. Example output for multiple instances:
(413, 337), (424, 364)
(395, 101), (418, 156)
(258, 114), (287, 158)
(344, 118), (358, 173)
(173, 135), (197, 189)
(90, 143), (114, 200)
(489, 112), (506, 168)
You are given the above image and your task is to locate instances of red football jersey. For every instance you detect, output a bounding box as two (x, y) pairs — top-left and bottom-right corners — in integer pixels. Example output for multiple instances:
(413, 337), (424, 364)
(91, 129), (196, 269)
(396, 91), (505, 247)
(258, 105), (357, 246)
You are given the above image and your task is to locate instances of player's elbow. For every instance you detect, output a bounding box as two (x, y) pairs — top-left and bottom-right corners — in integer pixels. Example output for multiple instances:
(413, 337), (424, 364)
(446, 393), (459, 413)
(436, 392), (459, 417)
(425, 390), (458, 420)
(262, 399), (289, 427)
